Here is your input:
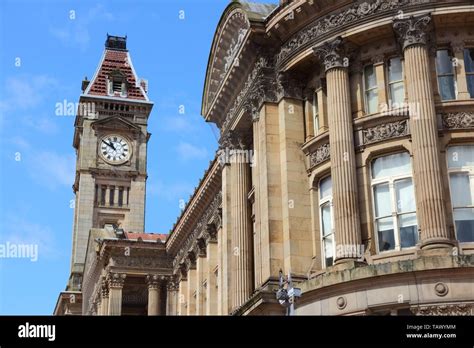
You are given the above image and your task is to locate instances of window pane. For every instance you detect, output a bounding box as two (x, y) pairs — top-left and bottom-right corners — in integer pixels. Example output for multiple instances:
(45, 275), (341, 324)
(374, 184), (391, 217)
(321, 203), (332, 237)
(454, 208), (474, 242)
(447, 146), (474, 168)
(436, 50), (454, 75)
(390, 82), (405, 105)
(464, 48), (474, 73)
(467, 75), (474, 98)
(364, 65), (377, 89)
(399, 213), (418, 248)
(377, 217), (395, 251)
(449, 173), (472, 207)
(319, 177), (332, 199)
(438, 76), (456, 100)
(395, 178), (416, 213)
(388, 57), (403, 82)
(372, 152), (411, 179)
(324, 235), (334, 266)
(366, 89), (379, 114)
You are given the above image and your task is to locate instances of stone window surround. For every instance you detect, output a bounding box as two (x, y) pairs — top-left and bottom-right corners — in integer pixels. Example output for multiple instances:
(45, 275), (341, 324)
(369, 151), (418, 254)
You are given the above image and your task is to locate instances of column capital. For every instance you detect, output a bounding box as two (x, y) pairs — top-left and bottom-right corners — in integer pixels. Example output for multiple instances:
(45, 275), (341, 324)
(146, 274), (161, 290)
(218, 130), (248, 152)
(393, 14), (432, 51)
(101, 277), (109, 298)
(276, 72), (305, 101)
(196, 237), (207, 257)
(166, 276), (179, 291)
(313, 36), (348, 72)
(451, 40), (465, 54)
(107, 272), (126, 289)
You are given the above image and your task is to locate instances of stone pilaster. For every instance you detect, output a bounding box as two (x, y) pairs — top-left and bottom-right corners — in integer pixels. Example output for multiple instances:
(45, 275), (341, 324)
(146, 274), (161, 316)
(205, 225), (218, 315)
(393, 14), (452, 248)
(218, 146), (232, 315)
(166, 278), (179, 316)
(186, 254), (197, 315)
(229, 135), (254, 310)
(195, 239), (207, 315)
(452, 40), (470, 100)
(277, 75), (313, 276)
(100, 278), (109, 316)
(313, 37), (362, 263)
(107, 272), (126, 315)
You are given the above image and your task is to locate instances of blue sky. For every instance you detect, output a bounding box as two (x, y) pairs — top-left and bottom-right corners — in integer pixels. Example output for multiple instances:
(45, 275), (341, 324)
(0, 0), (276, 315)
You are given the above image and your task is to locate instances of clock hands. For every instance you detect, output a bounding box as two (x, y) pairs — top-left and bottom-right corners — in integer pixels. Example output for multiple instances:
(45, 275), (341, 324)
(102, 139), (116, 151)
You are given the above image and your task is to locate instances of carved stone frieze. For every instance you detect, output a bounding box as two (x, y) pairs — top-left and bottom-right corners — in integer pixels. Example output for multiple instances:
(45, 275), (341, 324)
(411, 304), (472, 316)
(362, 120), (409, 145)
(277, 0), (433, 66)
(172, 191), (222, 275)
(309, 143), (330, 167)
(112, 255), (171, 269)
(393, 14), (432, 51)
(441, 112), (474, 130)
(221, 56), (276, 131)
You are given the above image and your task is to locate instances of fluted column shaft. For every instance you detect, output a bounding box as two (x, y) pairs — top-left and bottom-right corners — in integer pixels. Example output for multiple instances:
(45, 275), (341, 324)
(107, 273), (126, 315)
(314, 37), (362, 263)
(404, 45), (450, 245)
(147, 274), (161, 316)
(394, 15), (451, 247)
(326, 67), (362, 261)
(230, 151), (253, 309)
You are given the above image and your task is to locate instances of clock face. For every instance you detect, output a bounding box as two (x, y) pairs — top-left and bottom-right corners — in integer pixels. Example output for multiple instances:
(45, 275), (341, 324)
(99, 134), (131, 164)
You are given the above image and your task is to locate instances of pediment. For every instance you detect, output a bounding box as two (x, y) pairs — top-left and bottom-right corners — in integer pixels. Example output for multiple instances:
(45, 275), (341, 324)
(91, 116), (141, 133)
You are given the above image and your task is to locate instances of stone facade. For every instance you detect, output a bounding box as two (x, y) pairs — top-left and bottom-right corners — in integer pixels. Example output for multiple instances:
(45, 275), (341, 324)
(56, 1), (474, 316)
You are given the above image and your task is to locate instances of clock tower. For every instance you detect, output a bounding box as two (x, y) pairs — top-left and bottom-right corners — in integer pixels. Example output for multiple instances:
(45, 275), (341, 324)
(67, 35), (153, 291)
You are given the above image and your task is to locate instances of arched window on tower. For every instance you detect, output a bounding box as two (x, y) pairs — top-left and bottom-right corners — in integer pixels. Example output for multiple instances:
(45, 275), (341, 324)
(107, 70), (128, 97)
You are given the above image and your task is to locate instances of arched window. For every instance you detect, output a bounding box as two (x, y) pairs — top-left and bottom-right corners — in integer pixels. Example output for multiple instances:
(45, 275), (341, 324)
(319, 177), (334, 267)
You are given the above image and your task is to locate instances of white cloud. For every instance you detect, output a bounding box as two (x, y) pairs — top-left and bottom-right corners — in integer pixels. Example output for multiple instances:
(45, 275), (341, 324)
(30, 151), (75, 190)
(176, 141), (208, 161)
(162, 115), (194, 133)
(49, 4), (115, 51)
(22, 116), (59, 135)
(0, 75), (59, 116)
(147, 180), (194, 202)
(0, 216), (61, 260)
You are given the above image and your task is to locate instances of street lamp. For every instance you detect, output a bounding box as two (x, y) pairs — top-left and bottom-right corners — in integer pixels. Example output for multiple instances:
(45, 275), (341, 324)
(276, 269), (301, 315)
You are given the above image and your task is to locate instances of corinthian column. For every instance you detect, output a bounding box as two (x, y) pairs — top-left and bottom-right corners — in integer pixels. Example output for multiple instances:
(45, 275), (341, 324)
(393, 15), (451, 248)
(107, 272), (126, 315)
(313, 37), (362, 264)
(228, 132), (253, 309)
(146, 274), (161, 316)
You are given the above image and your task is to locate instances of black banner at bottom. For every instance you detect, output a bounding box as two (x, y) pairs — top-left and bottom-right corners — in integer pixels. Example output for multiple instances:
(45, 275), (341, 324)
(0, 315), (472, 346)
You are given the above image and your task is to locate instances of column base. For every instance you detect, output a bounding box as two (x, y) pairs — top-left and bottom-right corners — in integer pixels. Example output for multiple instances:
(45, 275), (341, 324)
(420, 237), (456, 251)
(332, 259), (367, 272)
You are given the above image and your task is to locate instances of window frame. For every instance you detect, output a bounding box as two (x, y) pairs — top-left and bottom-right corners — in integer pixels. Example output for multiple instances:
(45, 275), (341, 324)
(386, 56), (405, 107)
(463, 48), (474, 98)
(319, 177), (335, 268)
(446, 145), (474, 242)
(312, 91), (319, 136)
(370, 153), (418, 253)
(436, 49), (457, 101)
(363, 64), (379, 114)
